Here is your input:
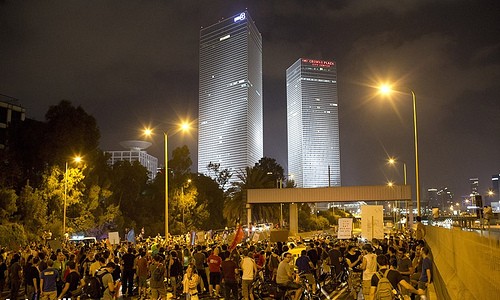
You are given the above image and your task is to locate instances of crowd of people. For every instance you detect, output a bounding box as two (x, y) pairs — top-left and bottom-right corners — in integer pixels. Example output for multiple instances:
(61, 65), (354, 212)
(0, 223), (432, 300)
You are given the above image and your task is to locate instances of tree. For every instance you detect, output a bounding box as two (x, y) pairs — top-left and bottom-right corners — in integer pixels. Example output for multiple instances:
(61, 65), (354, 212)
(43, 100), (100, 166)
(193, 174), (224, 230)
(16, 185), (47, 238)
(108, 160), (149, 226)
(254, 157), (285, 186)
(225, 166), (277, 224)
(0, 188), (17, 222)
(169, 145), (192, 182)
(170, 184), (198, 234)
(0, 119), (46, 190)
(206, 162), (232, 190)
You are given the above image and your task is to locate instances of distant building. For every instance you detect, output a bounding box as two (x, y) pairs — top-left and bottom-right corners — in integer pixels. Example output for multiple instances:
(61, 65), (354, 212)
(470, 177), (479, 196)
(427, 188), (438, 208)
(286, 58), (340, 189)
(427, 187), (454, 214)
(105, 140), (158, 180)
(198, 11), (263, 182)
(0, 95), (25, 149)
(492, 173), (500, 204)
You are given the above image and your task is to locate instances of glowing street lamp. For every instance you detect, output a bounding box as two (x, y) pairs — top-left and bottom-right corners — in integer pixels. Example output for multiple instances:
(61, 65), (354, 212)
(379, 84), (421, 217)
(63, 156), (83, 238)
(143, 121), (191, 238)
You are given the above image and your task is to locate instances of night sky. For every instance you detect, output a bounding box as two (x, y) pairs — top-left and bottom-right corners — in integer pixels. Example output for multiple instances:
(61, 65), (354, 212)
(1, 0), (499, 200)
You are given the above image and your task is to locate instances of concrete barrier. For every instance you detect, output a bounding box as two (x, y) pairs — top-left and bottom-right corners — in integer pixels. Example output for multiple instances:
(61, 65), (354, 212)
(426, 226), (500, 300)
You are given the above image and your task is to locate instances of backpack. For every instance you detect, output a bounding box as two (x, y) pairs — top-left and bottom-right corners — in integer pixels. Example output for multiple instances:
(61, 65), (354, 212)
(84, 270), (108, 299)
(170, 258), (183, 277)
(268, 255), (279, 271)
(375, 269), (395, 300)
(152, 265), (165, 282)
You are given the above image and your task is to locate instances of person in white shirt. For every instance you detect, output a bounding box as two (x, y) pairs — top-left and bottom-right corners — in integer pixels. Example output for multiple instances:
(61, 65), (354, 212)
(240, 250), (257, 300)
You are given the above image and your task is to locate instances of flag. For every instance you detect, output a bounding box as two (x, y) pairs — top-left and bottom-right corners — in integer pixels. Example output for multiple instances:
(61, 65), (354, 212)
(229, 226), (244, 251)
(127, 228), (135, 244)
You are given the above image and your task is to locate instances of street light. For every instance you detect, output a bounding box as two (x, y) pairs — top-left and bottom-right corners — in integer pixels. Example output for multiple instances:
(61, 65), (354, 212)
(63, 156), (83, 238)
(379, 84), (421, 217)
(143, 121), (191, 238)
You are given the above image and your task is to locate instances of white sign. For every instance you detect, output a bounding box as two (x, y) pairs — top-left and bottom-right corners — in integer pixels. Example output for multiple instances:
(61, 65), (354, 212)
(108, 232), (120, 245)
(361, 205), (384, 241)
(338, 218), (353, 239)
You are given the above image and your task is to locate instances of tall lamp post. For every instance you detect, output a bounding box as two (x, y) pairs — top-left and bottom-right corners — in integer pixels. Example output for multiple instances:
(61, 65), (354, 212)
(388, 157), (408, 224)
(144, 121), (191, 239)
(63, 156), (82, 238)
(379, 85), (421, 217)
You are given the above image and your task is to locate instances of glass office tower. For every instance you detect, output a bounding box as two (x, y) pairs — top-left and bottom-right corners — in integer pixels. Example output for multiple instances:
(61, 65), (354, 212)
(287, 58), (341, 188)
(198, 11), (263, 180)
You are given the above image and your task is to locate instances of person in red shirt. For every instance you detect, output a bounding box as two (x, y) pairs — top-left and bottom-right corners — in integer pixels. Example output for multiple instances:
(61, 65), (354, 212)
(207, 247), (223, 298)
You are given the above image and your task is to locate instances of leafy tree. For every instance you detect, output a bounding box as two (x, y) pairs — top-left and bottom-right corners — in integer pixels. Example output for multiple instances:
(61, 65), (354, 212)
(206, 162), (232, 190)
(0, 188), (17, 221)
(225, 166), (277, 224)
(43, 100), (100, 166)
(254, 157), (285, 186)
(193, 174), (224, 230)
(0, 119), (46, 190)
(169, 145), (192, 182)
(0, 223), (28, 249)
(108, 160), (149, 226)
(16, 185), (47, 237)
(170, 184), (198, 234)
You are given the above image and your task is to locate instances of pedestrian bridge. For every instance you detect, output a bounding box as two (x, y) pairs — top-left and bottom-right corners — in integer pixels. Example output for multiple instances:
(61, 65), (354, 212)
(247, 184), (411, 234)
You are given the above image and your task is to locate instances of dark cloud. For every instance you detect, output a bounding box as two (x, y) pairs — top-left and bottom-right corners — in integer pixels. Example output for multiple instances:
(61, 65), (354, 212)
(1, 0), (499, 198)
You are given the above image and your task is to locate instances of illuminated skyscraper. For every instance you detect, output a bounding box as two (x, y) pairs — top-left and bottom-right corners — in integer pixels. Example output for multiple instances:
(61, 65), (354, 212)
(287, 58), (341, 188)
(198, 11), (263, 179)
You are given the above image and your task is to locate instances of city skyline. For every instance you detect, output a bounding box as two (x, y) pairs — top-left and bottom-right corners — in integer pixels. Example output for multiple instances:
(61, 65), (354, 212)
(0, 1), (499, 199)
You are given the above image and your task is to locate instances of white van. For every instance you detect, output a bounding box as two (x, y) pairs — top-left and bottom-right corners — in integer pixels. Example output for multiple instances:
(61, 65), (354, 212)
(69, 236), (97, 245)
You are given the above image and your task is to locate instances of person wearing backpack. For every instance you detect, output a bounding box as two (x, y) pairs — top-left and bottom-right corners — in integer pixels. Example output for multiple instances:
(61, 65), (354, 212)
(169, 251), (183, 299)
(97, 262), (116, 300)
(149, 255), (167, 300)
(57, 261), (84, 300)
(368, 255), (423, 300)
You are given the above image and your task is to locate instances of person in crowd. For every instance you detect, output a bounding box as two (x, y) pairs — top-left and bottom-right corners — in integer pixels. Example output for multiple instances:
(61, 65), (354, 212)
(26, 256), (41, 300)
(328, 242), (343, 281)
(192, 245), (209, 294)
(345, 244), (362, 298)
(40, 259), (59, 300)
(149, 254), (167, 300)
(295, 250), (316, 293)
(418, 247), (433, 299)
(169, 250), (183, 299)
(240, 249), (257, 300)
(183, 264), (200, 300)
(221, 251), (239, 299)
(360, 244), (377, 300)
(368, 255), (424, 300)
(276, 252), (302, 300)
(415, 216), (426, 241)
(207, 247), (222, 298)
(135, 249), (149, 300)
(58, 261), (84, 299)
(121, 247), (136, 297)
(98, 262), (117, 300)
